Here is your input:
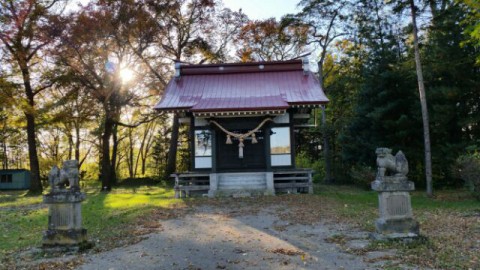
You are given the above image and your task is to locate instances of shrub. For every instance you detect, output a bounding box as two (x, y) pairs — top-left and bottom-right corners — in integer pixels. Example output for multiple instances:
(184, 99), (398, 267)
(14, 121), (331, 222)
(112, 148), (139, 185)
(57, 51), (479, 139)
(116, 177), (161, 187)
(453, 153), (480, 199)
(296, 151), (325, 183)
(349, 165), (376, 189)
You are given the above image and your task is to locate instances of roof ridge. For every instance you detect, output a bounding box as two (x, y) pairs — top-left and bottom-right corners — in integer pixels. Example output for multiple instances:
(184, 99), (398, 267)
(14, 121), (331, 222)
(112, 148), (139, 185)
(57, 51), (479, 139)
(179, 60), (303, 76)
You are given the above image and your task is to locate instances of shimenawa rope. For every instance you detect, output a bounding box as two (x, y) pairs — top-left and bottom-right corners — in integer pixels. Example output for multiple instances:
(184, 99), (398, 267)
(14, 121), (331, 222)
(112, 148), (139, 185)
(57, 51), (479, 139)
(209, 118), (273, 158)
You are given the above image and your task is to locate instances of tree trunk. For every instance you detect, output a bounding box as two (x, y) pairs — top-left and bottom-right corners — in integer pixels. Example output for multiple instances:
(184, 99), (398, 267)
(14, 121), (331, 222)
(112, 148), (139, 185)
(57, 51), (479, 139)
(21, 66), (42, 193)
(25, 113), (42, 192)
(1, 136), (6, 170)
(101, 117), (114, 191)
(135, 121), (154, 176)
(135, 131), (146, 177)
(134, 146), (142, 177)
(317, 62), (332, 183)
(128, 128), (134, 178)
(2, 140), (7, 170)
(67, 132), (73, 160)
(75, 123), (81, 163)
(165, 113), (179, 178)
(321, 105), (332, 183)
(410, 0), (433, 196)
(141, 155), (147, 175)
(111, 124), (118, 184)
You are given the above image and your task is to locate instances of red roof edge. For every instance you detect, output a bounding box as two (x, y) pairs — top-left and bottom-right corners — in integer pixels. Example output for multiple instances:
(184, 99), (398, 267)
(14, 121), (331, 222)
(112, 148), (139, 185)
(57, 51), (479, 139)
(153, 105), (191, 111)
(179, 60), (302, 76)
(191, 105), (290, 113)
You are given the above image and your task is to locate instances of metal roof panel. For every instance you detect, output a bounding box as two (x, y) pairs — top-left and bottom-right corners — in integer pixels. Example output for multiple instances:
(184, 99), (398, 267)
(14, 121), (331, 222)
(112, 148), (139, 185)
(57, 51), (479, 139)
(154, 60), (329, 112)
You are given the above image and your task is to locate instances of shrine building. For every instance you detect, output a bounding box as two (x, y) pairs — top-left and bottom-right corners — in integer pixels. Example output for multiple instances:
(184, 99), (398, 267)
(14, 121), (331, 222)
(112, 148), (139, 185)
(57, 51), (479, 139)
(154, 59), (329, 197)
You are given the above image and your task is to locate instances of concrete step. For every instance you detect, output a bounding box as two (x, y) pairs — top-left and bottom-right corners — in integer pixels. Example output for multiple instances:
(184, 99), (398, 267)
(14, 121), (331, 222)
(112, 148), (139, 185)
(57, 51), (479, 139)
(218, 178), (266, 183)
(214, 189), (270, 197)
(218, 184), (266, 190)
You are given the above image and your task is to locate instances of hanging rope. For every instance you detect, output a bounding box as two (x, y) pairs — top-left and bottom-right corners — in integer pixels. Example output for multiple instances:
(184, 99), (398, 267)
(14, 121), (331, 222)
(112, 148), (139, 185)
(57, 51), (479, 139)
(210, 118), (273, 158)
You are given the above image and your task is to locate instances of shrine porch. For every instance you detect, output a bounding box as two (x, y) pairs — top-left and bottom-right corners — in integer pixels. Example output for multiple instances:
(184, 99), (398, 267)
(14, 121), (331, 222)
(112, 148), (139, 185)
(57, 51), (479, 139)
(172, 169), (313, 198)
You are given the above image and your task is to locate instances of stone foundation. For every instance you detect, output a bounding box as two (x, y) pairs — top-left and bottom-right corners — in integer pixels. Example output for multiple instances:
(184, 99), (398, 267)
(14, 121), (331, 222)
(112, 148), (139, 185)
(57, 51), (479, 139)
(43, 229), (88, 247)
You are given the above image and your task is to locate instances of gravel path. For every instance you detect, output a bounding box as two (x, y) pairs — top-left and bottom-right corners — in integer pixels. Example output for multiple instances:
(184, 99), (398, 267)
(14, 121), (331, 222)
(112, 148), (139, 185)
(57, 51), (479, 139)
(78, 205), (406, 270)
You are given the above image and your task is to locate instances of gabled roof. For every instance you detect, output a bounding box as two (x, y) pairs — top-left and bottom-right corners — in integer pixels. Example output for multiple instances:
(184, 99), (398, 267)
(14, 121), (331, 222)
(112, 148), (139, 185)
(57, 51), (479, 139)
(154, 60), (328, 115)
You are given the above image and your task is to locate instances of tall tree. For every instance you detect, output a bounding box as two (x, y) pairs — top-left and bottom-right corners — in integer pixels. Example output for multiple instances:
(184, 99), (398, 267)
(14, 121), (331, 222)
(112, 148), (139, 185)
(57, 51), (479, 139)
(0, 77), (16, 170)
(45, 83), (99, 169)
(419, 1), (479, 185)
(292, 0), (351, 183)
(338, 0), (424, 185)
(0, 0), (63, 192)
(56, 1), (148, 190)
(409, 0), (433, 196)
(458, 0), (480, 64)
(135, 0), (246, 178)
(236, 18), (309, 62)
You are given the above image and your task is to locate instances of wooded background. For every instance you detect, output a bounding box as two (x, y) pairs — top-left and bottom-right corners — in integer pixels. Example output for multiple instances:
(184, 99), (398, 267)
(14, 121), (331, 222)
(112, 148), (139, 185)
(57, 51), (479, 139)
(0, 0), (478, 193)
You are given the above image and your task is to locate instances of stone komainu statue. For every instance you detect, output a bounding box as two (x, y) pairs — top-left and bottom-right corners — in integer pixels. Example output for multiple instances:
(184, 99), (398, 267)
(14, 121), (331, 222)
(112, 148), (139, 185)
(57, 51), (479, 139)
(375, 148), (408, 181)
(48, 160), (80, 191)
(43, 159), (86, 247)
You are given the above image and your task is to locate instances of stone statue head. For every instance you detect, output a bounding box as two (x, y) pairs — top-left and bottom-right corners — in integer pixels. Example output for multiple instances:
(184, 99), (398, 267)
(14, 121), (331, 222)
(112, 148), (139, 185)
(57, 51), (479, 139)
(375, 148), (392, 157)
(48, 160), (80, 192)
(63, 160), (79, 169)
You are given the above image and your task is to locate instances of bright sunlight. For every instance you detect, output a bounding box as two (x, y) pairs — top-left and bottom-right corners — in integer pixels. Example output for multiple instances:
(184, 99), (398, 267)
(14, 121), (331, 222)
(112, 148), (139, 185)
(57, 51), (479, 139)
(119, 67), (134, 83)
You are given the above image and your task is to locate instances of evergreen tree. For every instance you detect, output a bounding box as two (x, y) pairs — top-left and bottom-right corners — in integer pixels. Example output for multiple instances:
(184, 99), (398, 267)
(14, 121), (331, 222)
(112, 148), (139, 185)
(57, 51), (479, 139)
(422, 2), (480, 185)
(341, 0), (424, 184)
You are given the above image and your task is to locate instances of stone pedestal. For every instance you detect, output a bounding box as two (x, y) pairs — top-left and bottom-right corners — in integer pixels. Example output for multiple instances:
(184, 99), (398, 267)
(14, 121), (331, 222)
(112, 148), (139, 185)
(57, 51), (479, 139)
(43, 191), (87, 247)
(43, 160), (88, 249)
(371, 178), (419, 239)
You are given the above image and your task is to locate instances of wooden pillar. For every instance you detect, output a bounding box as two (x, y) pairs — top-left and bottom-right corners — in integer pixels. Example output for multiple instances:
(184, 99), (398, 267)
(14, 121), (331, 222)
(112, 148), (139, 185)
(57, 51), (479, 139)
(189, 116), (195, 171)
(289, 110), (296, 168)
(265, 124), (271, 172)
(211, 129), (217, 173)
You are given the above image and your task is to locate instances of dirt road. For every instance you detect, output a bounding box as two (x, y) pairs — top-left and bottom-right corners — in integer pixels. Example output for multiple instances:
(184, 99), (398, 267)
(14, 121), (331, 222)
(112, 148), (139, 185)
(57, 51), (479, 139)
(78, 204), (405, 270)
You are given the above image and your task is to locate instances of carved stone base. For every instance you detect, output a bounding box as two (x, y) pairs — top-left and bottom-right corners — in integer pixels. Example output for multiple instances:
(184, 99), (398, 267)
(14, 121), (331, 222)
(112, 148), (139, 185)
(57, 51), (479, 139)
(43, 229), (88, 247)
(374, 218), (419, 238)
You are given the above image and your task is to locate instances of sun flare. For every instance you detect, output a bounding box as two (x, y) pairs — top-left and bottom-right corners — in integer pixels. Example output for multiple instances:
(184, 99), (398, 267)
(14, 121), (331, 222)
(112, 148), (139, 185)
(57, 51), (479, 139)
(119, 68), (134, 83)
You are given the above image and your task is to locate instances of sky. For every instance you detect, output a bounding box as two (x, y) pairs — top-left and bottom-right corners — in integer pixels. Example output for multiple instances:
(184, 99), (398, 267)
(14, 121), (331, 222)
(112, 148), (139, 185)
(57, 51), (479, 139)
(71, 0), (300, 20)
(222, 0), (300, 20)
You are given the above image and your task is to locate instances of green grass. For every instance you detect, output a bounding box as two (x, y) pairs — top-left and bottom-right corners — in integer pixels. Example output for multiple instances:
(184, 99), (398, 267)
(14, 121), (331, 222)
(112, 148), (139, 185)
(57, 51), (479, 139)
(0, 191), (43, 208)
(81, 185), (180, 243)
(317, 183), (479, 206)
(315, 184), (480, 269)
(315, 185), (480, 225)
(0, 184), (182, 260)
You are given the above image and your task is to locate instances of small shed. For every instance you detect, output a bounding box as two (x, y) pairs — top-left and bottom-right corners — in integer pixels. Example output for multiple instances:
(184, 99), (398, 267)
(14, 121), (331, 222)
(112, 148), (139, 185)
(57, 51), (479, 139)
(0, 169), (31, 190)
(155, 59), (329, 197)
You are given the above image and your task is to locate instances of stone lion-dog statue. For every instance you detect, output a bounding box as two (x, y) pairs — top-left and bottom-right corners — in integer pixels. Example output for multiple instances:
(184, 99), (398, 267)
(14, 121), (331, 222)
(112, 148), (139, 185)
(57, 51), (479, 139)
(48, 160), (80, 191)
(375, 148), (408, 181)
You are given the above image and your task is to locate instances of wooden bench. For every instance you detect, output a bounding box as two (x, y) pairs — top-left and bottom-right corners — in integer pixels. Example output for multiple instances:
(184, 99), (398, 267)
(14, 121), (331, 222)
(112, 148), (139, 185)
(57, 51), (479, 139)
(273, 169), (313, 194)
(171, 173), (210, 198)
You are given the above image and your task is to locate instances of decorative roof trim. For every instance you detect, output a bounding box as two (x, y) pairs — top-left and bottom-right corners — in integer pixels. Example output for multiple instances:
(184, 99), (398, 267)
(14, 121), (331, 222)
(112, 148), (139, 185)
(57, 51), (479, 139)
(290, 104), (323, 108)
(193, 110), (286, 117)
(160, 104), (324, 114)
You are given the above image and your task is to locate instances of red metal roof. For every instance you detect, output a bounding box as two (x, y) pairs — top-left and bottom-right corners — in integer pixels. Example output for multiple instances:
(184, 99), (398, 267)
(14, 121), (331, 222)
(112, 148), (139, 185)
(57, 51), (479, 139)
(154, 60), (329, 113)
